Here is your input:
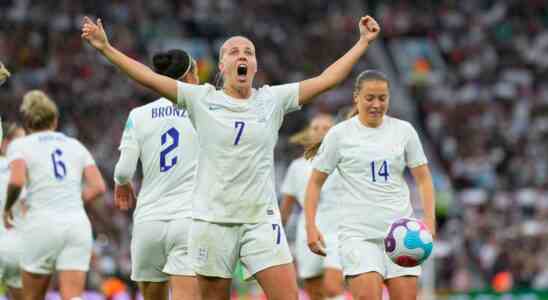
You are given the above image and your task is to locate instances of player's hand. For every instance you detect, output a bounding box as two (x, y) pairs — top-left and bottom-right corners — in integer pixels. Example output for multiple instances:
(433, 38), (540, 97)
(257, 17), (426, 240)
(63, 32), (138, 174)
(81, 17), (110, 52)
(306, 224), (327, 256)
(115, 183), (136, 211)
(422, 216), (436, 238)
(358, 15), (380, 43)
(3, 209), (14, 230)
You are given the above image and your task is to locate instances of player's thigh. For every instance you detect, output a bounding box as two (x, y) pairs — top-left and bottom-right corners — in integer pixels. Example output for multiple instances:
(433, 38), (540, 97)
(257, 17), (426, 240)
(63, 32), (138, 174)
(22, 270), (51, 300)
(58, 270), (86, 300)
(323, 267), (345, 297)
(303, 276), (324, 300)
(196, 274), (232, 300)
(56, 219), (93, 273)
(385, 275), (418, 300)
(254, 263), (298, 300)
(190, 219), (240, 279)
(170, 275), (199, 300)
(347, 272), (384, 300)
(139, 281), (169, 300)
(164, 218), (194, 277)
(131, 221), (169, 282)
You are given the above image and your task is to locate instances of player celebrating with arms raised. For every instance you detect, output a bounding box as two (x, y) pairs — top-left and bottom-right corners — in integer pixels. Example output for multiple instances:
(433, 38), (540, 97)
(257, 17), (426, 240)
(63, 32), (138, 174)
(81, 15), (380, 300)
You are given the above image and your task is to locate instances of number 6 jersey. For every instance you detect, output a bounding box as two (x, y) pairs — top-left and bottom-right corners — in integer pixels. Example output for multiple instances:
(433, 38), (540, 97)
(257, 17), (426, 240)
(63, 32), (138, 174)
(312, 116), (428, 241)
(6, 131), (96, 217)
(176, 82), (300, 223)
(119, 98), (198, 223)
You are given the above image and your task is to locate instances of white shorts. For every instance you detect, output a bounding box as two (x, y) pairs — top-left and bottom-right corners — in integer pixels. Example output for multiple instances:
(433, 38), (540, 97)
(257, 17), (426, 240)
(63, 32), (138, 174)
(131, 218), (194, 282)
(340, 238), (421, 279)
(0, 230), (22, 288)
(20, 217), (92, 274)
(295, 223), (341, 279)
(190, 218), (293, 279)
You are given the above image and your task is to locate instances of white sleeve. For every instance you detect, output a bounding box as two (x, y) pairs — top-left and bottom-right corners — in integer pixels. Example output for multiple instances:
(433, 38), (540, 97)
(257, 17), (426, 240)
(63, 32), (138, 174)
(114, 147), (139, 185)
(119, 111), (140, 150)
(281, 161), (298, 197)
(176, 81), (212, 111)
(312, 128), (340, 174)
(405, 124), (428, 168)
(271, 83), (301, 114)
(81, 145), (96, 167)
(6, 139), (24, 163)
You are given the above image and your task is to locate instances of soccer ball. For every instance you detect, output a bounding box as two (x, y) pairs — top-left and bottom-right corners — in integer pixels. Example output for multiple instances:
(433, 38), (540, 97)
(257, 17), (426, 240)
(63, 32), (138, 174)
(384, 218), (433, 267)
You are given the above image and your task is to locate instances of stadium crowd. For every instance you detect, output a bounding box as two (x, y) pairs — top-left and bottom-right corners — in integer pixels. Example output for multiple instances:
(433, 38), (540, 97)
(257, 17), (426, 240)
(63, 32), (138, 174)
(1, 0), (548, 296)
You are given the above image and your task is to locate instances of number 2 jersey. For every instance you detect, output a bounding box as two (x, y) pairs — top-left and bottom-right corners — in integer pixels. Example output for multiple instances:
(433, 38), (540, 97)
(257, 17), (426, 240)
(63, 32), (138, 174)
(119, 98), (198, 223)
(312, 116), (428, 241)
(6, 131), (96, 218)
(176, 82), (301, 223)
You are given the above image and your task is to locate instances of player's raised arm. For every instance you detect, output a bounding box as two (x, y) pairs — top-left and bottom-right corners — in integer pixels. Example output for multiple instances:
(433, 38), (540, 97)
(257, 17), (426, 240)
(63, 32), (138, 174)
(298, 15), (380, 105)
(81, 17), (178, 103)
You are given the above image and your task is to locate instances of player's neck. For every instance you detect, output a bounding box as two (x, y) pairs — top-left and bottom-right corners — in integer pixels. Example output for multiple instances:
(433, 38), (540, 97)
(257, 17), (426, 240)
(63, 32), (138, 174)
(358, 114), (383, 128)
(223, 84), (252, 100)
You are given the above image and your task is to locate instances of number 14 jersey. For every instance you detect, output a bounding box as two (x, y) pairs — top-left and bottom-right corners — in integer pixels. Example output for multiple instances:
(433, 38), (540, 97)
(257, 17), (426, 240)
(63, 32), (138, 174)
(177, 82), (300, 223)
(120, 98), (198, 223)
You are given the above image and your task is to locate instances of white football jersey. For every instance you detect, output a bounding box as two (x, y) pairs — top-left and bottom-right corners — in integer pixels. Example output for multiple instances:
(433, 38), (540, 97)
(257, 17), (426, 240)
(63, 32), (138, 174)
(282, 156), (342, 211)
(119, 98), (198, 223)
(282, 156), (343, 228)
(313, 116), (428, 241)
(6, 131), (96, 219)
(177, 82), (300, 223)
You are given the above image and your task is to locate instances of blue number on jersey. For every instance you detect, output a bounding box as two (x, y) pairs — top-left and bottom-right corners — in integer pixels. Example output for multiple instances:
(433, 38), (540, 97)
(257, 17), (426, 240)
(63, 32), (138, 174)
(234, 121), (245, 145)
(370, 160), (390, 182)
(51, 148), (66, 180)
(272, 224), (281, 245)
(160, 127), (180, 172)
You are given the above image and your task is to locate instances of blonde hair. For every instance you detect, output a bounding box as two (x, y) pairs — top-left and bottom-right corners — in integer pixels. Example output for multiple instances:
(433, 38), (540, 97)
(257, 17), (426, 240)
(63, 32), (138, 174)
(20, 90), (59, 131)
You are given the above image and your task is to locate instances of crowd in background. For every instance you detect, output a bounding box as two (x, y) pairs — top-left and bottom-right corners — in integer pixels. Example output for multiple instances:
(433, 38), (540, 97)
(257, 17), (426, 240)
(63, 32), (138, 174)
(1, 0), (548, 296)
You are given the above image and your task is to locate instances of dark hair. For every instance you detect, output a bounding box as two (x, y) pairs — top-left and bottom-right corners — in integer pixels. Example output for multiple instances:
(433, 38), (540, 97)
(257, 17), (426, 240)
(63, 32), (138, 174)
(305, 70), (390, 159)
(152, 49), (193, 80)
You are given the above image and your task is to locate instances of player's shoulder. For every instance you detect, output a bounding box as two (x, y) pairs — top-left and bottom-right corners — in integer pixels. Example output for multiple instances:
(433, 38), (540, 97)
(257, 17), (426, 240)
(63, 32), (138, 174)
(329, 118), (353, 135)
(385, 116), (416, 133)
(129, 98), (168, 115)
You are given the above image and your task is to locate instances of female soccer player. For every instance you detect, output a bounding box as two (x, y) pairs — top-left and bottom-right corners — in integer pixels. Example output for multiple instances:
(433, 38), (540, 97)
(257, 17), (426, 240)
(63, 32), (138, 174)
(280, 113), (346, 300)
(81, 15), (380, 300)
(305, 70), (436, 300)
(113, 49), (200, 300)
(0, 122), (25, 300)
(3, 90), (106, 300)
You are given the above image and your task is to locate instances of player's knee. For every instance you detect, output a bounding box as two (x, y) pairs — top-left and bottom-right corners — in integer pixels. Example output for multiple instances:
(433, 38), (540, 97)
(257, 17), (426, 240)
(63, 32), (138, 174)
(324, 280), (344, 297)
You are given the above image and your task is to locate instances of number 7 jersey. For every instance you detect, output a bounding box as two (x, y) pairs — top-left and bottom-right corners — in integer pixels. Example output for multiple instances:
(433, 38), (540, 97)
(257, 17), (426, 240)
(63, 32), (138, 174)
(6, 131), (96, 217)
(177, 82), (300, 223)
(119, 98), (198, 223)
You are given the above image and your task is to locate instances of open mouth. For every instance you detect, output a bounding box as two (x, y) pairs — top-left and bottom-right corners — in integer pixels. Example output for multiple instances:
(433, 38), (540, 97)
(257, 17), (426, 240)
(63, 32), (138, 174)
(237, 64), (248, 79)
